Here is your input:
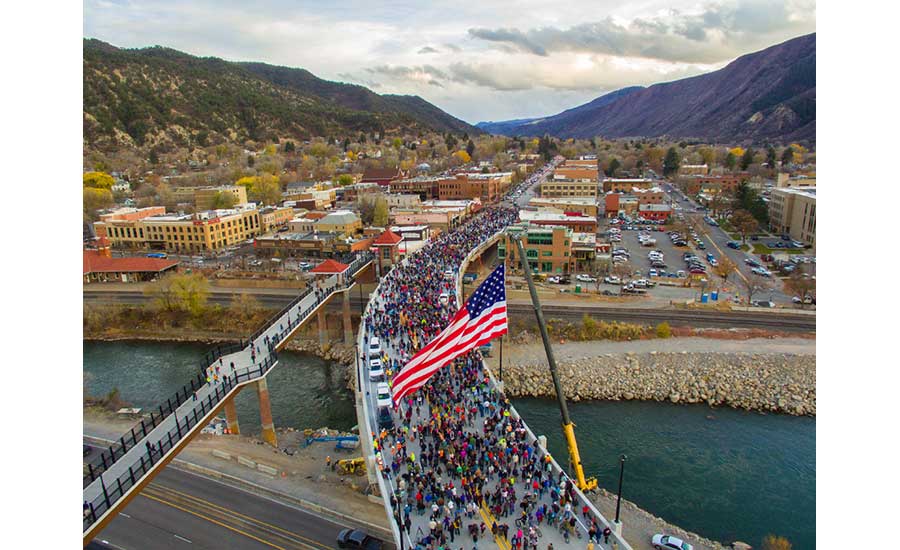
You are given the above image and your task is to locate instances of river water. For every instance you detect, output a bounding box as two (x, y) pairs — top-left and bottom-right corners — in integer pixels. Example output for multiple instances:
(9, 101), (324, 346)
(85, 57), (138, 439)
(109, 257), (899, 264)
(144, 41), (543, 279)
(83, 341), (814, 548)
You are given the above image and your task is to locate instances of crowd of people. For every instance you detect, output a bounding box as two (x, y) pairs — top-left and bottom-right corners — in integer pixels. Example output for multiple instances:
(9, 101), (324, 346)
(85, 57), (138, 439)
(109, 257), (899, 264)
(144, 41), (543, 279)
(362, 206), (617, 550)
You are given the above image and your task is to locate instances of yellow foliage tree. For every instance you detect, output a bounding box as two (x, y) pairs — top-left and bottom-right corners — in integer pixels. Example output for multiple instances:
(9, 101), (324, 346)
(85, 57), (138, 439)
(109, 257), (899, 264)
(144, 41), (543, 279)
(789, 143), (807, 164)
(454, 150), (472, 164)
(729, 147), (745, 158)
(83, 171), (115, 190)
(761, 535), (792, 550)
(264, 144), (277, 156)
(83, 187), (114, 220)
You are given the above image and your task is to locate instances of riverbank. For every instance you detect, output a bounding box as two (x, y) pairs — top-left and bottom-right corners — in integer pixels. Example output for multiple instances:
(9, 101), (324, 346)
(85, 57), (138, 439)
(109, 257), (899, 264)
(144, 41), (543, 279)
(486, 337), (815, 416)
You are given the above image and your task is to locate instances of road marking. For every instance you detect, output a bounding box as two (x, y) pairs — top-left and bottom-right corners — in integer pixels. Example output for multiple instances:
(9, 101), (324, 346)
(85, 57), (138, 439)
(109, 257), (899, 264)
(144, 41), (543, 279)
(478, 502), (511, 550)
(141, 492), (290, 550)
(145, 483), (330, 550)
(119, 513), (131, 518)
(99, 541), (127, 550)
(173, 534), (192, 543)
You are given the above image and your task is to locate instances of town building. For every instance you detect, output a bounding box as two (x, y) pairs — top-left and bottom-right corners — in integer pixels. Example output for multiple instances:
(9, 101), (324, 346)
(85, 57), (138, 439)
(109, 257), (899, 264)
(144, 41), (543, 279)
(337, 182), (381, 202)
(390, 176), (442, 200)
(562, 157), (599, 170)
(678, 164), (709, 176)
(678, 173), (749, 196)
(370, 229), (404, 275)
(259, 206), (295, 232)
(174, 185), (249, 210)
(361, 166), (408, 186)
(637, 203), (672, 221)
(601, 178), (654, 193)
(289, 210), (362, 236)
(518, 209), (598, 233)
(540, 179), (598, 199)
(527, 197), (599, 218)
(83, 238), (179, 283)
(499, 223), (573, 275)
(775, 173), (816, 188)
(768, 188), (816, 249)
(254, 232), (373, 258)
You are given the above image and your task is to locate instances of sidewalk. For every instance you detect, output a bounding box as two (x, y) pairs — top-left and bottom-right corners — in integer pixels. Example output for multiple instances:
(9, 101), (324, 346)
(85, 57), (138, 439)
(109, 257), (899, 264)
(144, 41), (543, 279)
(84, 416), (391, 535)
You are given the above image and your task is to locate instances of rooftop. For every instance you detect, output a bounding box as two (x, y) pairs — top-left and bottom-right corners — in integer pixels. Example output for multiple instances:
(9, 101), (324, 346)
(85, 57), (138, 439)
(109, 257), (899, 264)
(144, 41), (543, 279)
(310, 259), (350, 274)
(83, 250), (179, 275)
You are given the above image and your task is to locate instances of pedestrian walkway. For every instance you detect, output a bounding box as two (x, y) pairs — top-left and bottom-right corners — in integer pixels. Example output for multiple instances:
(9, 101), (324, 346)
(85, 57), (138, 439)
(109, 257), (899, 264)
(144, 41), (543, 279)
(83, 253), (373, 540)
(354, 189), (634, 550)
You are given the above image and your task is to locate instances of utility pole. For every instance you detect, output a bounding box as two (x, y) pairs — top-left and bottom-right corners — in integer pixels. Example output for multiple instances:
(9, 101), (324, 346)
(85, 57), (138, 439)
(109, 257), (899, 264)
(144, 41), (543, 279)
(513, 235), (597, 491)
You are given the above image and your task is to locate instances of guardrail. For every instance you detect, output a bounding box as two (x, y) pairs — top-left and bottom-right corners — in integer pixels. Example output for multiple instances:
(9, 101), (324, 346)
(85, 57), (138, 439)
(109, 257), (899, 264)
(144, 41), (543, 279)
(83, 352), (278, 533)
(458, 232), (634, 550)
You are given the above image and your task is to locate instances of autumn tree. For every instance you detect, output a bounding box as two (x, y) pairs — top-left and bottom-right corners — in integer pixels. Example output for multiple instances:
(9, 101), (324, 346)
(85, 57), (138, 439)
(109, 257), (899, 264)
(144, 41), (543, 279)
(229, 293), (263, 327)
(83, 187), (114, 221)
(730, 209), (759, 243)
(740, 273), (773, 305)
(714, 257), (737, 283)
(83, 171), (115, 190)
(335, 174), (354, 186)
(145, 273), (210, 316)
(358, 197), (376, 225)
(784, 270), (816, 307)
(781, 147), (794, 167)
(373, 197), (390, 227)
(211, 191), (237, 209)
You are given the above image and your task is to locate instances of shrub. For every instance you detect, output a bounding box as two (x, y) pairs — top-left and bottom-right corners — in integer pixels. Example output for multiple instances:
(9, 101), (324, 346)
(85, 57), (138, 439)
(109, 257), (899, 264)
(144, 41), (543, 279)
(656, 322), (672, 339)
(761, 535), (792, 550)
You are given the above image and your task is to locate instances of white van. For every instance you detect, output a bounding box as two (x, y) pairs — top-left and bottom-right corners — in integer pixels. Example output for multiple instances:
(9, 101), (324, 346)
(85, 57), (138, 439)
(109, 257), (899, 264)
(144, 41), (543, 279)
(369, 357), (385, 381)
(368, 337), (381, 357)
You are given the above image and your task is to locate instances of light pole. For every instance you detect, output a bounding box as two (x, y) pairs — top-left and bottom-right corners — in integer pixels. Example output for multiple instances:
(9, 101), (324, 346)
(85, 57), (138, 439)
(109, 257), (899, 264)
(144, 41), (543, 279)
(614, 454), (626, 532)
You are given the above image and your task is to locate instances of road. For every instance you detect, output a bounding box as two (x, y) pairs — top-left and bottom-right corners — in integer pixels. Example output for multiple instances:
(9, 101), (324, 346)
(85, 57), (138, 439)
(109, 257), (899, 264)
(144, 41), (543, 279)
(84, 446), (387, 550)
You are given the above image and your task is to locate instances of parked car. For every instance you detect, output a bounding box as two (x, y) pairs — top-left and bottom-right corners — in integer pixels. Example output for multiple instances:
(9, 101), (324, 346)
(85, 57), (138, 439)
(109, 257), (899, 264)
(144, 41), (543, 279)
(375, 383), (392, 408)
(726, 241), (741, 249)
(604, 276), (621, 285)
(368, 358), (385, 381)
(575, 274), (597, 283)
(651, 534), (693, 550)
(368, 337), (382, 357)
(751, 300), (776, 308)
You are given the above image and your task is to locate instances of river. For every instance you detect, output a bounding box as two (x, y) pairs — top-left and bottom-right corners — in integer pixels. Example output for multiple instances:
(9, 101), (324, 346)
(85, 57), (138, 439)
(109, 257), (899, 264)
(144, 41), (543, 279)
(83, 341), (814, 548)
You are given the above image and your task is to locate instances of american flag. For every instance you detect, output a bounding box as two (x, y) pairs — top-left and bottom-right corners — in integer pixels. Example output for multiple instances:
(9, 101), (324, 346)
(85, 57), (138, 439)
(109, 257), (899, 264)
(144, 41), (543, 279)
(391, 263), (508, 405)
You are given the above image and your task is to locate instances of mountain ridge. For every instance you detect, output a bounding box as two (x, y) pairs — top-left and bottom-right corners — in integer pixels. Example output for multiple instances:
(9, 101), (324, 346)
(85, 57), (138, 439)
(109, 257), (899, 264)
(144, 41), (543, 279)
(477, 34), (815, 144)
(83, 39), (480, 153)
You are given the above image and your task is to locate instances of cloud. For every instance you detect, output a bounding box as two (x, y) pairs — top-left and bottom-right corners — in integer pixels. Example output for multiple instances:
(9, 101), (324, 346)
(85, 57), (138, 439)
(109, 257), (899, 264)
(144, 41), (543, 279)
(418, 46), (439, 54)
(467, 0), (815, 63)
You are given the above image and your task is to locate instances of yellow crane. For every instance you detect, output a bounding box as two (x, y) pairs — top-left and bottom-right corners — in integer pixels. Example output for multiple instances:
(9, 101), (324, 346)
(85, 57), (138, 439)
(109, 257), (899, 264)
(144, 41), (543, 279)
(513, 236), (597, 491)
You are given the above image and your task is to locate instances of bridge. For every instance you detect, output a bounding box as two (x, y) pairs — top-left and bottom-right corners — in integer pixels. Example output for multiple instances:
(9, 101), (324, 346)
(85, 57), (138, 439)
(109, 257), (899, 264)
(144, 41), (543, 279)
(82, 252), (374, 544)
(354, 212), (636, 550)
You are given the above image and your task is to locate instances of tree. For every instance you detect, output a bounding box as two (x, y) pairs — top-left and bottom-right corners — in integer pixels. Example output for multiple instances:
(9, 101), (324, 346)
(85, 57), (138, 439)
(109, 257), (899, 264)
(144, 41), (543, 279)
(740, 147), (755, 171)
(714, 257), (737, 284)
(211, 191), (237, 209)
(784, 270), (815, 307)
(663, 147), (680, 177)
(148, 149), (159, 165)
(781, 147), (794, 167)
(283, 141), (295, 153)
(454, 150), (471, 164)
(335, 174), (354, 186)
(740, 273), (772, 305)
(373, 198), (389, 227)
(466, 139), (475, 159)
(725, 152), (737, 171)
(229, 293), (262, 326)
(766, 146), (777, 168)
(247, 155), (255, 168)
(145, 273), (210, 316)
(83, 187), (114, 221)
(730, 209), (758, 243)
(606, 158), (621, 177)
(83, 171), (115, 190)
(250, 174), (282, 206)
(358, 197), (376, 225)
(761, 535), (792, 550)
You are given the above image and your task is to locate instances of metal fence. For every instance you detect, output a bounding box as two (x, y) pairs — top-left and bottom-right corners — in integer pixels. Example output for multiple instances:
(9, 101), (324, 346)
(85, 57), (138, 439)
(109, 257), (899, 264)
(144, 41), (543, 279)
(83, 353), (278, 533)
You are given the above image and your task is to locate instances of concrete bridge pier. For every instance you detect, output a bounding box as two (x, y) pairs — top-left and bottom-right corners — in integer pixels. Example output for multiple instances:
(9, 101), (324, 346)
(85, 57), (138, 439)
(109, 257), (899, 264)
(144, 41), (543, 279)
(224, 392), (240, 435)
(342, 289), (353, 345)
(256, 378), (277, 446)
(318, 308), (328, 346)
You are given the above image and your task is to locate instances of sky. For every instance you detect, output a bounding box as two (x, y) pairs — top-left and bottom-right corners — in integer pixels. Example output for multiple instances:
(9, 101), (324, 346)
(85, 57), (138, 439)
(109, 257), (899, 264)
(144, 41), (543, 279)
(83, 0), (815, 124)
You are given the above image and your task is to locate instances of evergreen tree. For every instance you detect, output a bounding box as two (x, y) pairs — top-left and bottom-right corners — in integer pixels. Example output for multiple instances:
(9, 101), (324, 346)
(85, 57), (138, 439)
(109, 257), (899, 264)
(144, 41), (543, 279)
(781, 146), (794, 167)
(740, 147), (755, 171)
(466, 139), (475, 158)
(663, 147), (680, 177)
(606, 158), (621, 177)
(766, 146), (777, 168)
(148, 149), (159, 165)
(247, 155), (255, 168)
(283, 141), (295, 153)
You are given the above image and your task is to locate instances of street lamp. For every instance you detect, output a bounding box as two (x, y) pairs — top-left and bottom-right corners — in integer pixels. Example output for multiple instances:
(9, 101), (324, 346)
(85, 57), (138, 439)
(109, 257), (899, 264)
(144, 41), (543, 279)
(614, 454), (626, 525)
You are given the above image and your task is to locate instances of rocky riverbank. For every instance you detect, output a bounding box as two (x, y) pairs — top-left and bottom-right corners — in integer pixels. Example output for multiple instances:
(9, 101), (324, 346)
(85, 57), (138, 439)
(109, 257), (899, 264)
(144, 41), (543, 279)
(490, 340), (815, 416)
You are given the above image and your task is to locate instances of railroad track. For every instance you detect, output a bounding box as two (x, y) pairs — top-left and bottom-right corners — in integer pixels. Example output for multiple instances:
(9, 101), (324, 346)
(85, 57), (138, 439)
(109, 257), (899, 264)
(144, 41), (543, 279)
(83, 290), (815, 331)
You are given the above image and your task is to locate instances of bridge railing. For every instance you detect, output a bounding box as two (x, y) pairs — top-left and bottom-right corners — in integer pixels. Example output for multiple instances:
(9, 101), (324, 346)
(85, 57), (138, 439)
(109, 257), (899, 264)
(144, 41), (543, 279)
(83, 369), (219, 488)
(83, 352), (278, 533)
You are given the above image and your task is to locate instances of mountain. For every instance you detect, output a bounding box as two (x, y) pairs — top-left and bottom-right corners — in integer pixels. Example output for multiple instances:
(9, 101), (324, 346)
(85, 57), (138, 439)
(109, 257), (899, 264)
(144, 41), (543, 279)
(83, 39), (479, 152)
(478, 34), (815, 144)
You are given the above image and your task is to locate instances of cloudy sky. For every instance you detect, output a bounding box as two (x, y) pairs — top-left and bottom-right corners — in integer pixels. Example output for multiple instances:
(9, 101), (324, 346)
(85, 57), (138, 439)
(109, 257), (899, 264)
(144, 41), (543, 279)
(84, 0), (815, 124)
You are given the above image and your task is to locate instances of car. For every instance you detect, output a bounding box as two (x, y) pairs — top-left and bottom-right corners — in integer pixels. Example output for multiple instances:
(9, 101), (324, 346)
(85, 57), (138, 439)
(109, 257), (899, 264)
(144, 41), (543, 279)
(726, 241), (741, 249)
(651, 534), (693, 550)
(375, 383), (392, 408)
(751, 300), (776, 308)
(744, 258), (761, 268)
(298, 261), (311, 270)
(676, 270), (686, 278)
(760, 254), (774, 262)
(689, 267), (706, 274)
(648, 269), (658, 278)
(696, 241), (706, 249)
(604, 276), (621, 285)
(751, 267), (772, 277)
(368, 337), (382, 357)
(791, 241), (805, 248)
(576, 274), (597, 283)
(750, 235), (759, 241)
(781, 234), (792, 241)
(368, 358), (384, 380)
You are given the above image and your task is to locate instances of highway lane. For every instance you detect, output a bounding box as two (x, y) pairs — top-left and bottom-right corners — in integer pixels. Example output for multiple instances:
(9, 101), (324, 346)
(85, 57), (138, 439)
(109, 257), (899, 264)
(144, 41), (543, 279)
(83, 289), (814, 331)
(85, 462), (385, 550)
